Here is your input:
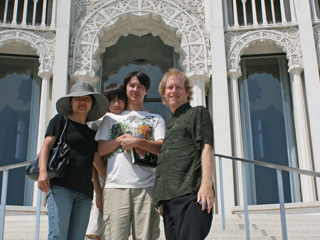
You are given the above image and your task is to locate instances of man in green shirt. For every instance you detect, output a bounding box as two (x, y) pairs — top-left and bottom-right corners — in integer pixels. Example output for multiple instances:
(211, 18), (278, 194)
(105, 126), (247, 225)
(154, 69), (215, 240)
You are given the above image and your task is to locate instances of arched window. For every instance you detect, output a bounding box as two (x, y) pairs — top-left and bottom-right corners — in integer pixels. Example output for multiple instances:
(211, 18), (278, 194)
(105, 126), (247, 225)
(239, 54), (300, 204)
(0, 54), (41, 206)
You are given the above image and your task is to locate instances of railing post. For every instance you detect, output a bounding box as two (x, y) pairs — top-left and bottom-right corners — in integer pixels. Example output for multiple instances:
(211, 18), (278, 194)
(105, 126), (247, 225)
(241, 0), (248, 26)
(223, 0), (228, 29)
(279, 0), (287, 23)
(251, 0), (258, 25)
(21, 0), (29, 26)
(50, 0), (57, 28)
(289, 0), (297, 22)
(277, 170), (288, 240)
(270, 0), (276, 23)
(261, 0), (268, 25)
(3, 0), (9, 24)
(11, 0), (19, 25)
(35, 189), (42, 240)
(218, 157), (226, 230)
(41, 0), (48, 27)
(310, 0), (318, 22)
(32, 0), (39, 26)
(241, 162), (250, 240)
(0, 170), (9, 240)
(232, 0), (240, 27)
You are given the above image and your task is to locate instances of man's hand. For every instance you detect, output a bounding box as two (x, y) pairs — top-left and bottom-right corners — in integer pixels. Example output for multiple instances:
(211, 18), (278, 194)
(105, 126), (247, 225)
(198, 143), (215, 213)
(197, 182), (215, 213)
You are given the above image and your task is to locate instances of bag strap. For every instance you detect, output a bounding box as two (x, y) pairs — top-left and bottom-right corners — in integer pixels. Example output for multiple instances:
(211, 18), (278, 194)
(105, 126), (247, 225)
(56, 115), (68, 146)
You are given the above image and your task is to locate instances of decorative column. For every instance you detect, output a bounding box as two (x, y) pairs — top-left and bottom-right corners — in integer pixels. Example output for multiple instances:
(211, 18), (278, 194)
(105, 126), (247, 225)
(188, 75), (209, 107)
(51, 0), (72, 117)
(209, 0), (234, 214)
(229, 70), (245, 206)
(33, 72), (51, 207)
(289, 67), (316, 202)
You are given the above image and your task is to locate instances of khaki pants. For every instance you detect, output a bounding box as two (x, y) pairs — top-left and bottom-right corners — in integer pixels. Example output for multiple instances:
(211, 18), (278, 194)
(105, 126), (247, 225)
(102, 187), (160, 240)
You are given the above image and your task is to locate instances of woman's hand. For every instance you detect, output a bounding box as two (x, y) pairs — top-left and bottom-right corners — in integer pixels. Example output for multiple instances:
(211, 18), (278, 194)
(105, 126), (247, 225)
(37, 135), (56, 194)
(38, 171), (50, 193)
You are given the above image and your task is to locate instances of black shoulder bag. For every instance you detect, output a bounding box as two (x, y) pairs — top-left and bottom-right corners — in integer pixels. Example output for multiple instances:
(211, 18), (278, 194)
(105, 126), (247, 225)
(26, 116), (70, 181)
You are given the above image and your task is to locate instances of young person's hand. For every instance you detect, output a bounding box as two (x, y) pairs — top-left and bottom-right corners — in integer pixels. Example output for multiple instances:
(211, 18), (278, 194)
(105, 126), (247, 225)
(96, 188), (103, 211)
(117, 134), (139, 151)
(134, 147), (145, 157)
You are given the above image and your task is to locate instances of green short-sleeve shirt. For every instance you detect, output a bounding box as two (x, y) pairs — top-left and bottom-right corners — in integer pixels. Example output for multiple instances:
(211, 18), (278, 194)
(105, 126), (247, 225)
(154, 102), (214, 206)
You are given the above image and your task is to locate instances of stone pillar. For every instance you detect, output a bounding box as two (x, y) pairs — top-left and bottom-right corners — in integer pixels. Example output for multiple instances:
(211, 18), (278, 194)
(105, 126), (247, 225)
(51, 0), (72, 117)
(33, 72), (51, 207)
(229, 70), (245, 205)
(296, 0), (320, 195)
(70, 71), (99, 90)
(289, 67), (316, 202)
(209, 0), (234, 214)
(188, 74), (209, 107)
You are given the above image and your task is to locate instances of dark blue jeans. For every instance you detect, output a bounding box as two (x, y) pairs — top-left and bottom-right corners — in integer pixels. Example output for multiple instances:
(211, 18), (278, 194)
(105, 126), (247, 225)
(163, 192), (213, 240)
(46, 186), (92, 240)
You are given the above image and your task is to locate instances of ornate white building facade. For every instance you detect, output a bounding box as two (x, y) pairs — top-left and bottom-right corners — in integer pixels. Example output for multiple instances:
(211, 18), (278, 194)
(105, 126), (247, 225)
(0, 0), (319, 214)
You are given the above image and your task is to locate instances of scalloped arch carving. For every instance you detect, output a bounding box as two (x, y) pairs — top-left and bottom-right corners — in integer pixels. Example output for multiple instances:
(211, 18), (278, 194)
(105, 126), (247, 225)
(225, 28), (302, 73)
(0, 29), (55, 77)
(313, 24), (320, 68)
(71, 0), (209, 78)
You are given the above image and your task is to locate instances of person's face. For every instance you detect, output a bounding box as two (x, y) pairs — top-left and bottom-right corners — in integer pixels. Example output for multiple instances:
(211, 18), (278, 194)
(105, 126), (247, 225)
(109, 97), (126, 114)
(70, 96), (92, 115)
(126, 76), (148, 104)
(164, 75), (190, 113)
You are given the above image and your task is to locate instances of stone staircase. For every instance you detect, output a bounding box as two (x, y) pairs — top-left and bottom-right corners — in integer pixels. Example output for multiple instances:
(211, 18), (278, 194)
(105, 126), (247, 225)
(3, 210), (320, 239)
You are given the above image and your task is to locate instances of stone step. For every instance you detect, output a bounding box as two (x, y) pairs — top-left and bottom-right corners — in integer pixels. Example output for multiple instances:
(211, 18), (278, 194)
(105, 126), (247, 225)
(3, 213), (320, 240)
(207, 229), (320, 237)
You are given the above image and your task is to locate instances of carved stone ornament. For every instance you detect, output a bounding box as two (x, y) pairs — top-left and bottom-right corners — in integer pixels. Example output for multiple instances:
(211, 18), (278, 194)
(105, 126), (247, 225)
(313, 24), (320, 67)
(71, 0), (209, 80)
(225, 27), (302, 73)
(74, 0), (206, 29)
(0, 29), (56, 78)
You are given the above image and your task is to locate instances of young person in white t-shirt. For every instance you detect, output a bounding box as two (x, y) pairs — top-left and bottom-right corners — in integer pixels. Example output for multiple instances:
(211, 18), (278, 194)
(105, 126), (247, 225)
(86, 83), (127, 240)
(96, 71), (166, 240)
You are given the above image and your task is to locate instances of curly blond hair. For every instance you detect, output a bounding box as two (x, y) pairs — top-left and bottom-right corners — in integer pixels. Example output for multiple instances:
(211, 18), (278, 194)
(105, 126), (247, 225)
(158, 68), (193, 105)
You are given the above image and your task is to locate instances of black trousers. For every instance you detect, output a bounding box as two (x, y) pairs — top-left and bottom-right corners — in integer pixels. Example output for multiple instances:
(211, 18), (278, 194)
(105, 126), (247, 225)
(163, 192), (213, 240)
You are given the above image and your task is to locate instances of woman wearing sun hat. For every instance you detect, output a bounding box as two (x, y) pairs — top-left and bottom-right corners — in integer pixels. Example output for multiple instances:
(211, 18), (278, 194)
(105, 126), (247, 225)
(37, 82), (108, 240)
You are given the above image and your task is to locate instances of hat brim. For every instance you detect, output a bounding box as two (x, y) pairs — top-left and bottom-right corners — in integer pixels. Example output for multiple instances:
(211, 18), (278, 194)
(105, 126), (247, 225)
(56, 91), (109, 122)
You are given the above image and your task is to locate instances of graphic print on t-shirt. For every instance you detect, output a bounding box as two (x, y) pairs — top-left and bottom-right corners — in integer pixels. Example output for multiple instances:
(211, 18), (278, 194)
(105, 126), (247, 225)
(106, 115), (157, 160)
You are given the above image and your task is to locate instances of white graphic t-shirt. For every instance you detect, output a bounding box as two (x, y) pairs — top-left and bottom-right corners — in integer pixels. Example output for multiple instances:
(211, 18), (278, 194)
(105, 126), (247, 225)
(95, 110), (166, 188)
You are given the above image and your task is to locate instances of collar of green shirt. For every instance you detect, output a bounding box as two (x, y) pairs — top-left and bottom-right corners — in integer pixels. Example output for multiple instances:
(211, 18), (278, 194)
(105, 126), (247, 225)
(173, 102), (191, 118)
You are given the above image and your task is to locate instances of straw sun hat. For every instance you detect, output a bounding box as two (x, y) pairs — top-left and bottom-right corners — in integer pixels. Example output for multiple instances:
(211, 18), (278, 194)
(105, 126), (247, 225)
(56, 82), (109, 122)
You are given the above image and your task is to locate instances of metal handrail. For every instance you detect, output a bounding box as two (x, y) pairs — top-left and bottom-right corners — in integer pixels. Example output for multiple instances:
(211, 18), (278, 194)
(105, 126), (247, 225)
(1, 156), (320, 240)
(215, 153), (320, 240)
(0, 161), (42, 240)
(215, 154), (320, 177)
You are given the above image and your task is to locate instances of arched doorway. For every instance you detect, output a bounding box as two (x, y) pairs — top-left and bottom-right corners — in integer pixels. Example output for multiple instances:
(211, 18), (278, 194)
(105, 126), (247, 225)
(98, 34), (178, 122)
